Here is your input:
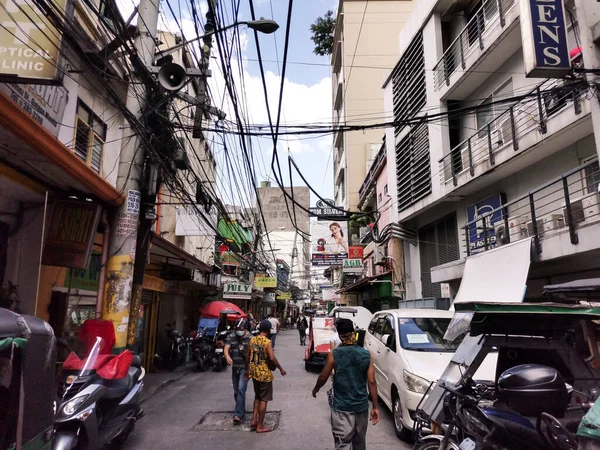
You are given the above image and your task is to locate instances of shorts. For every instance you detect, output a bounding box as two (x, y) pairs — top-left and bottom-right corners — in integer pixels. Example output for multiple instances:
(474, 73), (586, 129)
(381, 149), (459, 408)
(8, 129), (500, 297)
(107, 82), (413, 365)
(253, 379), (273, 402)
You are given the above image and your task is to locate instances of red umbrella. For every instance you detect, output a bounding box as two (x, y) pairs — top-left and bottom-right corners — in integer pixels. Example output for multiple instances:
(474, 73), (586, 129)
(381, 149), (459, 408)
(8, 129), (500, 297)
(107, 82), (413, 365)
(199, 301), (247, 320)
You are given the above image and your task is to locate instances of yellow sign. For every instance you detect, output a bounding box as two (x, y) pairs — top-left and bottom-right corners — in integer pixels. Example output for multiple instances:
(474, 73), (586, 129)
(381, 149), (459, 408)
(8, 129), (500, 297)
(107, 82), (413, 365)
(0, 0), (67, 81)
(277, 291), (292, 300)
(254, 276), (277, 288)
(102, 255), (134, 350)
(143, 274), (166, 292)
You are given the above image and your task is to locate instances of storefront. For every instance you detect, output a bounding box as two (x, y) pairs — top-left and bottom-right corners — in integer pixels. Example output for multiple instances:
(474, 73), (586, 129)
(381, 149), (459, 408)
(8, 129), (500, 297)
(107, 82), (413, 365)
(339, 272), (397, 313)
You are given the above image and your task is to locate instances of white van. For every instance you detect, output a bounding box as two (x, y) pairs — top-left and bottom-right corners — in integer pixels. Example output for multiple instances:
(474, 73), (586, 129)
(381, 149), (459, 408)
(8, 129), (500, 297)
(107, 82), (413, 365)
(364, 309), (497, 441)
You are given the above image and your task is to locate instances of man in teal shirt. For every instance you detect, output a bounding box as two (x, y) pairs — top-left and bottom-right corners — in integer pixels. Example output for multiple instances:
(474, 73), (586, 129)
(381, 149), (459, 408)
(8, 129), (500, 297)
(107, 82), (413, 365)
(312, 319), (380, 450)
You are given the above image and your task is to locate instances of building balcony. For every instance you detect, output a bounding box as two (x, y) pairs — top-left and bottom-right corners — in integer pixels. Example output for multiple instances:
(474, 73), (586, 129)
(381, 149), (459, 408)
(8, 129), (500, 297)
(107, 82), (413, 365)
(334, 146), (346, 181)
(439, 79), (589, 193)
(433, 0), (519, 99)
(358, 139), (386, 207)
(333, 82), (343, 111)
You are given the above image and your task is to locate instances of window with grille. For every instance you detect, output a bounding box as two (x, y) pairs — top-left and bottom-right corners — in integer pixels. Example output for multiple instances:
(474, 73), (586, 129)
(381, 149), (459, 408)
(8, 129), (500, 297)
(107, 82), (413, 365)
(391, 31), (425, 136)
(396, 122), (431, 212)
(74, 101), (106, 174)
(418, 213), (459, 298)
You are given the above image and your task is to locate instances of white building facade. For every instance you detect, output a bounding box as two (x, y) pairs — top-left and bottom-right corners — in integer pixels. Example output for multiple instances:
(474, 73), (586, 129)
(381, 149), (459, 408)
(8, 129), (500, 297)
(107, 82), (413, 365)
(383, 0), (600, 301)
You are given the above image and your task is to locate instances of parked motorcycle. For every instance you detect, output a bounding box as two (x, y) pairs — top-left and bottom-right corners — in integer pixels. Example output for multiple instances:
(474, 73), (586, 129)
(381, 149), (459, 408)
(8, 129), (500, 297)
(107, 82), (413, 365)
(165, 324), (186, 371)
(53, 337), (145, 450)
(414, 365), (587, 450)
(191, 329), (214, 372)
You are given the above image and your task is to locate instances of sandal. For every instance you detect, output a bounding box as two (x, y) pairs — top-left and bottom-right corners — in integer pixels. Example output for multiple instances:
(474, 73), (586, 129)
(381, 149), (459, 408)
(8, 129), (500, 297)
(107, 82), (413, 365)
(256, 427), (273, 433)
(233, 417), (241, 425)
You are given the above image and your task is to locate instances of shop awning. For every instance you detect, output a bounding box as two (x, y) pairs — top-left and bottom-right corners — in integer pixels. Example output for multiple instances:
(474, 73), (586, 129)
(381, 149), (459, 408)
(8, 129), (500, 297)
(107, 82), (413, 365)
(150, 233), (211, 273)
(0, 90), (124, 205)
(339, 271), (393, 294)
(453, 238), (532, 305)
(218, 218), (253, 249)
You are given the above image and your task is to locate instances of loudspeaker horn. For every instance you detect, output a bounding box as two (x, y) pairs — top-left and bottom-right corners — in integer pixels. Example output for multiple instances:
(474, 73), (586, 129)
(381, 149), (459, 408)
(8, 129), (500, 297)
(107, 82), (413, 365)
(158, 63), (187, 91)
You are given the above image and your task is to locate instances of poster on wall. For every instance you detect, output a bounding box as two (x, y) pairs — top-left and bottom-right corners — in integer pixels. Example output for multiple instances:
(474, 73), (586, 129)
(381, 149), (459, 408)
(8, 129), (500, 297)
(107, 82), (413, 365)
(311, 219), (349, 266)
(466, 193), (506, 254)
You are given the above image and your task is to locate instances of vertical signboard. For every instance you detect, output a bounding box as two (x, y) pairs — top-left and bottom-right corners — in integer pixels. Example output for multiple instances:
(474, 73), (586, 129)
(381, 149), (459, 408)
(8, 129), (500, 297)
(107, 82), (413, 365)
(466, 193), (506, 254)
(0, 0), (68, 82)
(520, 0), (571, 78)
(311, 219), (349, 266)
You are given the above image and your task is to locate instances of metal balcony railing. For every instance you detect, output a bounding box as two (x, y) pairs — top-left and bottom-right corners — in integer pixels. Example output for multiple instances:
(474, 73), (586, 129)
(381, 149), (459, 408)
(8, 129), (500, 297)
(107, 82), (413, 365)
(464, 158), (600, 256)
(433, 0), (517, 91)
(439, 79), (586, 188)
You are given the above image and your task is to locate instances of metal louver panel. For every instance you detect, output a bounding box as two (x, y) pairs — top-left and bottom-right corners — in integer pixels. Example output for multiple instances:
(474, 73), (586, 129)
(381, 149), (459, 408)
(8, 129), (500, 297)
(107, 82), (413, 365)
(396, 122), (431, 212)
(418, 213), (460, 298)
(391, 32), (426, 136)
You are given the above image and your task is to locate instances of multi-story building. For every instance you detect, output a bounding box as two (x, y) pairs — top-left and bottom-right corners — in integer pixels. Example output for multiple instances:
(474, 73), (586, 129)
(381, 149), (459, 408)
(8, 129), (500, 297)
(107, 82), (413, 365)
(331, 0), (414, 212)
(383, 0), (600, 302)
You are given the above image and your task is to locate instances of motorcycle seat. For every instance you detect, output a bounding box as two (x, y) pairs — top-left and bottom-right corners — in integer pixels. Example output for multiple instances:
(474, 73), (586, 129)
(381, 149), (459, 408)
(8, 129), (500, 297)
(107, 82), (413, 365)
(103, 367), (142, 399)
(131, 355), (142, 368)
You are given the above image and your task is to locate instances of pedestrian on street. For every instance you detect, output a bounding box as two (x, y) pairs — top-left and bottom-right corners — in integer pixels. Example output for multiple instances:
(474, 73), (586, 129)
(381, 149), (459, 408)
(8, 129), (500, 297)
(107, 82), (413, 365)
(267, 313), (280, 348)
(297, 315), (308, 345)
(247, 313), (257, 331)
(224, 318), (252, 425)
(245, 319), (286, 433)
(312, 318), (380, 450)
(286, 316), (292, 330)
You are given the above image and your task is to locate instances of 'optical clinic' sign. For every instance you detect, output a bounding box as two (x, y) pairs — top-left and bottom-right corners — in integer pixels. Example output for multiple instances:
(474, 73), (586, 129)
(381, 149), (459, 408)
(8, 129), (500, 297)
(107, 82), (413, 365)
(520, 0), (571, 78)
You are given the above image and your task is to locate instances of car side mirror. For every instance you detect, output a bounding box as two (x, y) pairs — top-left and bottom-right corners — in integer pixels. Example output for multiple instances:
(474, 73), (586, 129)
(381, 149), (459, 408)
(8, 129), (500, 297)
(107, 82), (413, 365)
(382, 334), (393, 348)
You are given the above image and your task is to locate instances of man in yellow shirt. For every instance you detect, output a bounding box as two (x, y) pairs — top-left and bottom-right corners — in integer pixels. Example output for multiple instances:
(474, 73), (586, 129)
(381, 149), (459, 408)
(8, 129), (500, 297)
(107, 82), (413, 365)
(245, 319), (286, 433)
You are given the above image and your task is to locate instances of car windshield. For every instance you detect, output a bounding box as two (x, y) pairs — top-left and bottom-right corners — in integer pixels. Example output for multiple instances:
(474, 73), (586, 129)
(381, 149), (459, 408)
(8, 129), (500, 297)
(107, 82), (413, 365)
(398, 317), (463, 352)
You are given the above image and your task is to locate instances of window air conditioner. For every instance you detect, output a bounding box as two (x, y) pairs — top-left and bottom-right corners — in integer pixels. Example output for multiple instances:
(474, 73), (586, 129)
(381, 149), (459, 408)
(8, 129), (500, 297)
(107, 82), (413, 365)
(507, 215), (528, 239)
(526, 219), (545, 238)
(582, 193), (600, 221)
(562, 197), (585, 224)
(541, 213), (565, 233)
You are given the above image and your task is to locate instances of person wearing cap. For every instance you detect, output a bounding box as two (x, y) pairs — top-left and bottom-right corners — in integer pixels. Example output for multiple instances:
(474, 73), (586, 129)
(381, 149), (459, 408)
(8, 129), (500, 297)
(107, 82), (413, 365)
(245, 319), (286, 433)
(225, 317), (252, 424)
(312, 318), (379, 450)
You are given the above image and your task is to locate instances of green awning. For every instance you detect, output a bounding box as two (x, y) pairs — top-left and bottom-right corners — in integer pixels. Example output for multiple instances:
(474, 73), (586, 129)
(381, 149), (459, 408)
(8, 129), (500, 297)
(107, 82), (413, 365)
(218, 219), (253, 249)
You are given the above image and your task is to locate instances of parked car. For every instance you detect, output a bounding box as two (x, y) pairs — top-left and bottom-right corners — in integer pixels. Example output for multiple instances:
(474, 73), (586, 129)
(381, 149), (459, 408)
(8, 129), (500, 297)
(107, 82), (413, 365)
(363, 308), (497, 441)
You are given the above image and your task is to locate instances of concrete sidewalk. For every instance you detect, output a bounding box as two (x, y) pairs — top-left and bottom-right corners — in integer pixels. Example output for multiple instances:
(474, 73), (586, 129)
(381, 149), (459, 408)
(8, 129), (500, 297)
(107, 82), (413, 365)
(141, 362), (195, 404)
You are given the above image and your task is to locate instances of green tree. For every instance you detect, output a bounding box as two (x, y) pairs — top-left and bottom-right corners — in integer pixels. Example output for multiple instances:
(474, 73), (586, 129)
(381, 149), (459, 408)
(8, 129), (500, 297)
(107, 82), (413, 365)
(310, 10), (336, 56)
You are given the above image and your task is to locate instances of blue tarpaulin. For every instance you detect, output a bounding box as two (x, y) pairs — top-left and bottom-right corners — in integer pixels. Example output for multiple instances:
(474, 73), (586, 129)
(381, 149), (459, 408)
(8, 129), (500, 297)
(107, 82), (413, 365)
(198, 317), (220, 337)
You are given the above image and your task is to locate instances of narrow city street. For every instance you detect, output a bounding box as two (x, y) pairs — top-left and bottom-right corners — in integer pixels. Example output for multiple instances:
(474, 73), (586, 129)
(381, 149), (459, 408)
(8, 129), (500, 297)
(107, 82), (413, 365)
(129, 330), (411, 450)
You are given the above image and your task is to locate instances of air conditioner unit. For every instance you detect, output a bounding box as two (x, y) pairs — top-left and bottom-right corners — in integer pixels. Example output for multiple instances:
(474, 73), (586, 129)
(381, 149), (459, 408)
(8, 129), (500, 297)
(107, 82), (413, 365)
(526, 219), (545, 238)
(541, 213), (565, 233)
(494, 223), (509, 246)
(507, 215), (528, 239)
(582, 193), (600, 221)
(562, 197), (585, 224)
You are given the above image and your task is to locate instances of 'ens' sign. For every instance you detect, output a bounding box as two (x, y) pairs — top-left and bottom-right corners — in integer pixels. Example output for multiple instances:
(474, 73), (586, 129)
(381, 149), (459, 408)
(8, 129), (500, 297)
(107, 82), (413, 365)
(520, 0), (571, 77)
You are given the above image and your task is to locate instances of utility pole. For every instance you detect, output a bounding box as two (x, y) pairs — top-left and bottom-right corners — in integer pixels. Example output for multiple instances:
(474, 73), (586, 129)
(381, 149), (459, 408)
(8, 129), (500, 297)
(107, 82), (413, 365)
(102, 0), (159, 350)
(572, 0), (600, 162)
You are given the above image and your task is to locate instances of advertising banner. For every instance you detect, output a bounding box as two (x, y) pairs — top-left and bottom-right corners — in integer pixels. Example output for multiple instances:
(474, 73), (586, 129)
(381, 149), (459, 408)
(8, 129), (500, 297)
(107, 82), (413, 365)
(42, 200), (101, 269)
(343, 259), (364, 273)
(348, 246), (364, 260)
(223, 283), (251, 300)
(466, 193), (506, 254)
(311, 219), (349, 266)
(322, 288), (341, 302)
(0, 0), (67, 82)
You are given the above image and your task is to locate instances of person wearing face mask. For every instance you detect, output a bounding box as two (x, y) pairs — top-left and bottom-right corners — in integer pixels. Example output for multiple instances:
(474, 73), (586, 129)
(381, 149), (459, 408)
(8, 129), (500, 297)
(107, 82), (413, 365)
(225, 317), (252, 424)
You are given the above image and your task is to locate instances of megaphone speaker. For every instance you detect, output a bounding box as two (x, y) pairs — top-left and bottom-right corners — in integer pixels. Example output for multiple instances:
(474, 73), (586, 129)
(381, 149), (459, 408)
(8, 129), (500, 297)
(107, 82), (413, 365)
(158, 63), (187, 91)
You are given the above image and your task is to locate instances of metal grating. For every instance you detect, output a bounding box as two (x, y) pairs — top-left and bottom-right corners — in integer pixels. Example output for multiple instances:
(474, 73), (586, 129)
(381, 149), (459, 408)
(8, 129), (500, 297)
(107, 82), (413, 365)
(396, 122), (431, 212)
(391, 32), (426, 136)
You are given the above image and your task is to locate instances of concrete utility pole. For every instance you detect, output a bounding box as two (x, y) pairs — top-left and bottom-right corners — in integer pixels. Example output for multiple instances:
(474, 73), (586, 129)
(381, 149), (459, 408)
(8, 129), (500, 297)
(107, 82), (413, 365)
(572, 0), (600, 162)
(102, 0), (160, 350)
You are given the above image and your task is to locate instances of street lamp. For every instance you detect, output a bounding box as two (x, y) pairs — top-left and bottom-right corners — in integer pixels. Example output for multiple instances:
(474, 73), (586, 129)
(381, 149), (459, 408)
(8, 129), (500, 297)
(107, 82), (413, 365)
(154, 19), (280, 61)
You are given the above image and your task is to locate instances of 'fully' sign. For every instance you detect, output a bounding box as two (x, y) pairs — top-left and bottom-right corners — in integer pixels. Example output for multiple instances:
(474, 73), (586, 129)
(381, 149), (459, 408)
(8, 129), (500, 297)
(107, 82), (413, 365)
(520, 0), (571, 78)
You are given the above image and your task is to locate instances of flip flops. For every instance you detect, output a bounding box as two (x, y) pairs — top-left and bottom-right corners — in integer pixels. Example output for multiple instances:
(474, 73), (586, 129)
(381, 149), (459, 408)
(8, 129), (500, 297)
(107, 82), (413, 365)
(233, 417), (241, 425)
(256, 428), (273, 433)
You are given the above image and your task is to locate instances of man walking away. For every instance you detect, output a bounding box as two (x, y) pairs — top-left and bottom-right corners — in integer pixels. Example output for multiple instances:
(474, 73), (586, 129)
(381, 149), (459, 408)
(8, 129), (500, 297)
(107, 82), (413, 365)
(297, 315), (308, 345)
(311, 318), (379, 450)
(224, 318), (251, 424)
(245, 319), (286, 433)
(267, 313), (280, 349)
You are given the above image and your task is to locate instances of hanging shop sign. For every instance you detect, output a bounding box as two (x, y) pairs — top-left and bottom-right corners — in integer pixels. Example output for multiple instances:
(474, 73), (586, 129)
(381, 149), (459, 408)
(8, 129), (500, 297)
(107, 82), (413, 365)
(520, 0), (571, 78)
(276, 291), (292, 300)
(254, 276), (277, 289)
(343, 259), (364, 273)
(309, 199), (348, 218)
(348, 246), (364, 260)
(0, 83), (68, 136)
(263, 292), (276, 304)
(466, 193), (506, 254)
(0, 0), (68, 82)
(143, 274), (166, 292)
(322, 288), (341, 302)
(69, 251), (101, 291)
(42, 200), (101, 269)
(223, 283), (252, 300)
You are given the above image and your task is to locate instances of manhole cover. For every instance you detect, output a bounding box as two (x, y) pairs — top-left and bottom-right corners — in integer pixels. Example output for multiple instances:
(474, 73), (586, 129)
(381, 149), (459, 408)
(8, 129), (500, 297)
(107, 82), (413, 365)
(192, 411), (281, 432)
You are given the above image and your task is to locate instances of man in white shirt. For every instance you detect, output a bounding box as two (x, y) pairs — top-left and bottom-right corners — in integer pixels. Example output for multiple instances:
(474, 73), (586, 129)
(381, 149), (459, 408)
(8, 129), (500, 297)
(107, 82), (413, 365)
(268, 314), (280, 349)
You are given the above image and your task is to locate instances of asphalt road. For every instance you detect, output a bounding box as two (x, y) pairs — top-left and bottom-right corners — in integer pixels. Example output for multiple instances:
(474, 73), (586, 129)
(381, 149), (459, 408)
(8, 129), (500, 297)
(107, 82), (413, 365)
(128, 330), (412, 450)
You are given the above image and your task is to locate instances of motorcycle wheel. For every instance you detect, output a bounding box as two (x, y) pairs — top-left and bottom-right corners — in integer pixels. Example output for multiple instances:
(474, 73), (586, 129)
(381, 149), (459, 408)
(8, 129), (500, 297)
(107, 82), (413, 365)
(110, 422), (135, 448)
(196, 356), (206, 372)
(413, 441), (450, 450)
(214, 357), (225, 372)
